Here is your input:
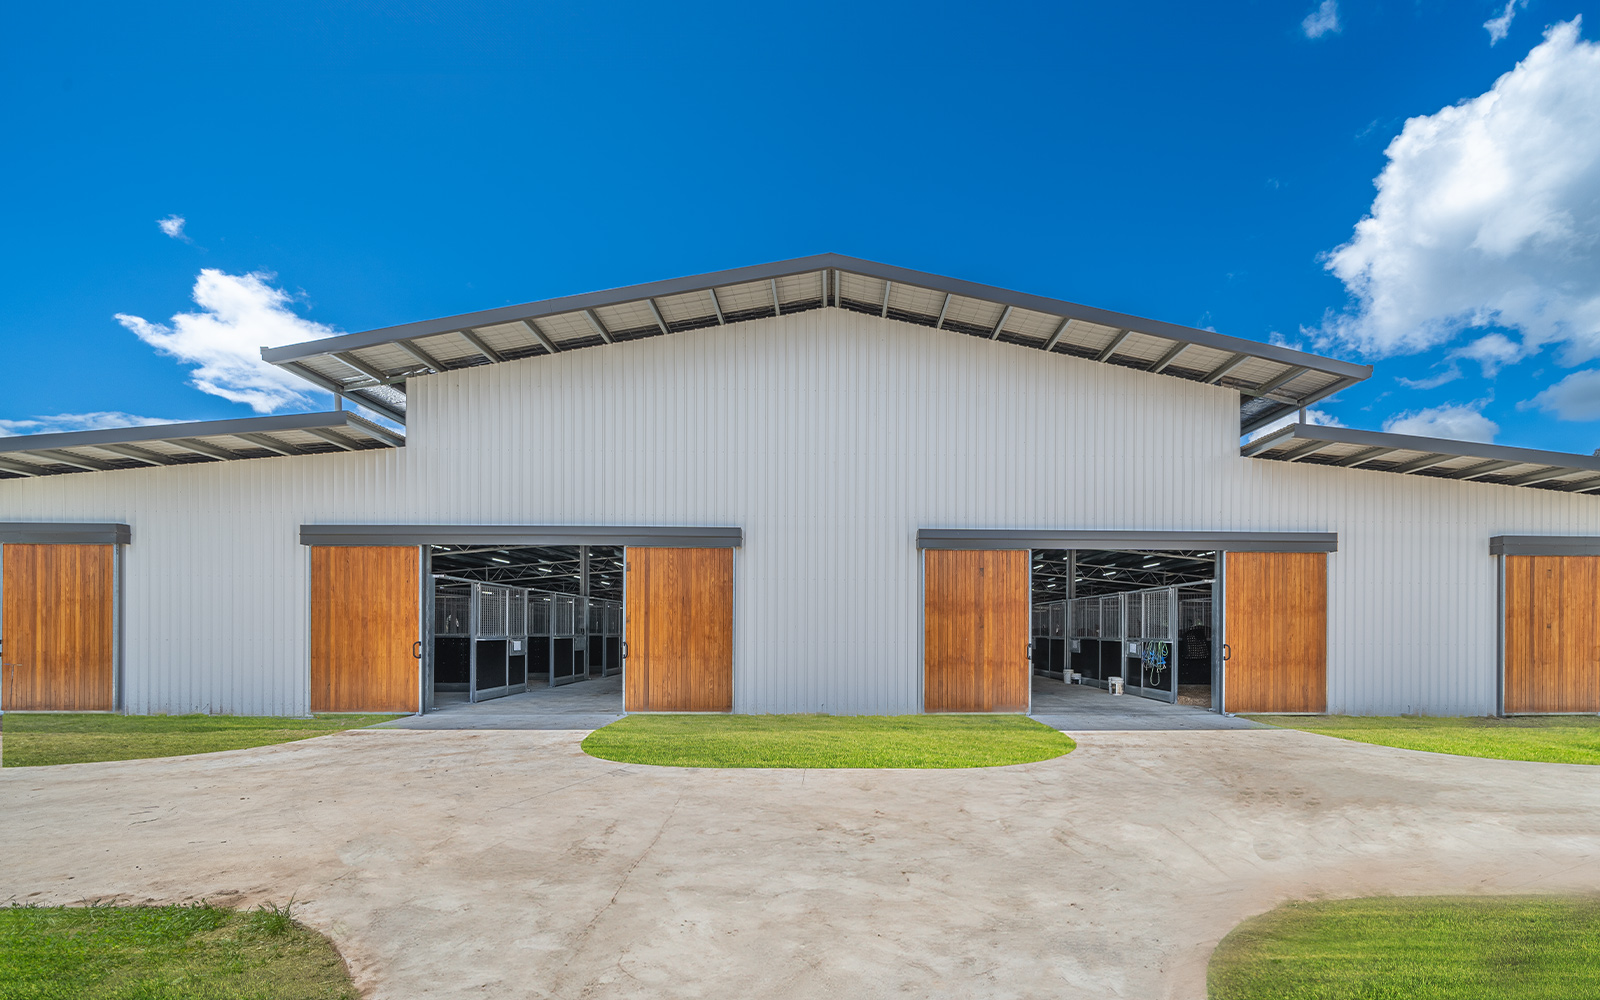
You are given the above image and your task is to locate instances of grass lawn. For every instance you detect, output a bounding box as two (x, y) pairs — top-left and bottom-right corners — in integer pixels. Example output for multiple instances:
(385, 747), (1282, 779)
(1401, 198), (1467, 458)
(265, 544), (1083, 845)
(581, 713), (1075, 768)
(0, 902), (357, 1000)
(0, 713), (401, 768)
(1247, 714), (1600, 765)
(1209, 895), (1600, 999)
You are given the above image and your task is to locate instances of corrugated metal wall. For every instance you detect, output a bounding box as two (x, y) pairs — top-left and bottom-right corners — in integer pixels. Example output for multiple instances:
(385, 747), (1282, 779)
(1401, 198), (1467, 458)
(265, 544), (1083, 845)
(3, 309), (1598, 715)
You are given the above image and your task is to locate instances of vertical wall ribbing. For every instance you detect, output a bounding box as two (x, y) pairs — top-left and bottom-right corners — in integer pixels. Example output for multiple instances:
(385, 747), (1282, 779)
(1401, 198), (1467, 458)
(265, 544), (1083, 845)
(2, 310), (1598, 715)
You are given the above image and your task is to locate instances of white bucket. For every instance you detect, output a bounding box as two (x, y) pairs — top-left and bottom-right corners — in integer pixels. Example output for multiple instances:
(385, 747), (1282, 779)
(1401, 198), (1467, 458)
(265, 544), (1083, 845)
(1108, 676), (1125, 695)
(1068, 671), (1082, 684)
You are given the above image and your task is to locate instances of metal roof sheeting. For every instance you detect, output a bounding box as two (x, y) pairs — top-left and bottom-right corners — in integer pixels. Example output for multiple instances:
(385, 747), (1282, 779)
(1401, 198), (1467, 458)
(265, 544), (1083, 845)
(0, 411), (403, 479)
(261, 253), (1371, 432)
(1246, 423), (1600, 495)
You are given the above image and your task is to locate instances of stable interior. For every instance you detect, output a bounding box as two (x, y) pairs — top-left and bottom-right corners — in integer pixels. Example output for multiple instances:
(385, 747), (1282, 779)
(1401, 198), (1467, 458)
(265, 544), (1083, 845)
(1032, 549), (1217, 709)
(429, 544), (624, 705)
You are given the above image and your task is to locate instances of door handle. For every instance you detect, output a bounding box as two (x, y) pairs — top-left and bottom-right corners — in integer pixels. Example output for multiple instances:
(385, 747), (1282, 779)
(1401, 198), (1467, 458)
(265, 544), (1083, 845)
(621, 641), (628, 659)
(412, 641), (423, 660)
(1221, 643), (1231, 661)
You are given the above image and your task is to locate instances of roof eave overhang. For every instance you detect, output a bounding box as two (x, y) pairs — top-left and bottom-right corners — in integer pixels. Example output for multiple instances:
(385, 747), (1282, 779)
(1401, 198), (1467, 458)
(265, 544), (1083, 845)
(261, 254), (1370, 432)
(1246, 423), (1600, 495)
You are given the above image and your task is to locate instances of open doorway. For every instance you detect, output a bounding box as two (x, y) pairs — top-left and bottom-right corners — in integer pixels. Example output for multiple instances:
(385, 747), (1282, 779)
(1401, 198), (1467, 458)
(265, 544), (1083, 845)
(427, 544), (624, 711)
(1031, 548), (1217, 709)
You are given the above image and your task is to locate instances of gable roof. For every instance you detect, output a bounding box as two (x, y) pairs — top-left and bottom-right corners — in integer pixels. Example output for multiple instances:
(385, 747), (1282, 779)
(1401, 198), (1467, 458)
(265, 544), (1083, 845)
(260, 253), (1371, 431)
(1245, 422), (1600, 495)
(0, 411), (402, 479)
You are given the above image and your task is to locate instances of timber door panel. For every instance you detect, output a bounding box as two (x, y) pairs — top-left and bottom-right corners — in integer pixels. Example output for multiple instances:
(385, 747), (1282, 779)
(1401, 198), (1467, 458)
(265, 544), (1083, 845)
(1504, 555), (1600, 714)
(1, 544), (114, 711)
(624, 547), (733, 712)
(924, 549), (1030, 713)
(310, 546), (419, 713)
(1224, 551), (1327, 713)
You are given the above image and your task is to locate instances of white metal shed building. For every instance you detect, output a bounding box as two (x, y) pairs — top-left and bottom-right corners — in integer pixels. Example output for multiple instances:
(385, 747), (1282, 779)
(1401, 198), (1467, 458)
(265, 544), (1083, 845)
(2, 254), (1598, 718)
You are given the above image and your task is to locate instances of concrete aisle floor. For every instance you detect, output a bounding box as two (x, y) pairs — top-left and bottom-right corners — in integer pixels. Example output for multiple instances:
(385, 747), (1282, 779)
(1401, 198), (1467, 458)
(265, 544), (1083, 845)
(4, 724), (1600, 999)
(394, 676), (625, 731)
(1028, 677), (1265, 731)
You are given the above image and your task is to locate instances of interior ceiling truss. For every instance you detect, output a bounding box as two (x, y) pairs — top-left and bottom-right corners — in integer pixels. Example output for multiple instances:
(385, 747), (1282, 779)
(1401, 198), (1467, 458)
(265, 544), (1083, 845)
(430, 545), (624, 597)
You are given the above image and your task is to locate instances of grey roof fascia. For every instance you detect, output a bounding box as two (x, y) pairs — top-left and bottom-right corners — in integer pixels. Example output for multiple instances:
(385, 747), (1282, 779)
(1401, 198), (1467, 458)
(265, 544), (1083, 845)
(916, 528), (1338, 553)
(1491, 536), (1600, 557)
(299, 524), (743, 548)
(1246, 423), (1600, 476)
(0, 522), (131, 544)
(0, 412), (404, 459)
(259, 253), (1370, 383)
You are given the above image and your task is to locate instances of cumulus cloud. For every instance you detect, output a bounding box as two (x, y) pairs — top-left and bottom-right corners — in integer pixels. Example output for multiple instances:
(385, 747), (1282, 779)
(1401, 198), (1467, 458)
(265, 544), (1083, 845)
(1526, 368), (1600, 421)
(0, 412), (177, 437)
(1485, 0), (1528, 45)
(1317, 20), (1600, 363)
(157, 215), (190, 241)
(1244, 407), (1345, 443)
(1383, 402), (1500, 442)
(1302, 1), (1341, 38)
(1449, 331), (1528, 376)
(115, 270), (336, 413)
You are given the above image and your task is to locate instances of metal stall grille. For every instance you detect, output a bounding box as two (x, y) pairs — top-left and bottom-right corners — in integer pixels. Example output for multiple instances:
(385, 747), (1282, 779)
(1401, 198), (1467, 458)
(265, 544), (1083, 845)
(1029, 601), (1072, 679)
(434, 593), (470, 636)
(549, 594), (582, 686)
(1177, 591), (1214, 698)
(1123, 587), (1178, 703)
(476, 585), (509, 638)
(470, 584), (516, 699)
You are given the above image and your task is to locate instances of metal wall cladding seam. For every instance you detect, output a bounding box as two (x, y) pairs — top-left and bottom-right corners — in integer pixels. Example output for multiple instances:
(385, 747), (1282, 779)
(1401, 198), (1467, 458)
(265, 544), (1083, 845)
(5, 310), (1600, 714)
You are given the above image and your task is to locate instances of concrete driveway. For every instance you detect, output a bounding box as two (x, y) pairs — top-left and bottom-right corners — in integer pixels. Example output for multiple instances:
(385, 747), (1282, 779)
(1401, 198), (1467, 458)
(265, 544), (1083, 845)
(3, 723), (1600, 999)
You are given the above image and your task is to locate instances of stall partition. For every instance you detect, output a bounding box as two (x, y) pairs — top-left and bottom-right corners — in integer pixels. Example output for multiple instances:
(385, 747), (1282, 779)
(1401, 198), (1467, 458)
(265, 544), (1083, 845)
(1045, 582), (1211, 704)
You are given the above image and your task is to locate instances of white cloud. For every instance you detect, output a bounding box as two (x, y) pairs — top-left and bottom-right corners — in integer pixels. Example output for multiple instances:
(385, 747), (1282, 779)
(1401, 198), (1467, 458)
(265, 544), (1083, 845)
(1383, 402), (1500, 442)
(157, 215), (189, 241)
(1485, 0), (1528, 46)
(1244, 407), (1345, 443)
(1396, 365), (1463, 389)
(1302, 1), (1341, 39)
(0, 412), (177, 437)
(1526, 368), (1600, 421)
(115, 270), (336, 413)
(1317, 20), (1600, 363)
(1452, 331), (1523, 374)
(1448, 331), (1527, 375)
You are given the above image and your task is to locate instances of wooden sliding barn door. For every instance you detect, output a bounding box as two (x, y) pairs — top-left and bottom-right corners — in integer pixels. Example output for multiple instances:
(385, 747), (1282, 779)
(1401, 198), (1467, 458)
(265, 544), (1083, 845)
(1, 544), (115, 711)
(624, 547), (734, 712)
(924, 549), (1030, 712)
(1223, 551), (1327, 713)
(1503, 555), (1600, 714)
(310, 546), (420, 713)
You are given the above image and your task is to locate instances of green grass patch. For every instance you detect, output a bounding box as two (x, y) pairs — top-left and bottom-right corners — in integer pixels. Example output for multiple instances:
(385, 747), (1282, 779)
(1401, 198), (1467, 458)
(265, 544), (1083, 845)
(581, 713), (1075, 768)
(0, 713), (401, 768)
(1210, 895), (1600, 999)
(1247, 714), (1600, 765)
(0, 901), (358, 999)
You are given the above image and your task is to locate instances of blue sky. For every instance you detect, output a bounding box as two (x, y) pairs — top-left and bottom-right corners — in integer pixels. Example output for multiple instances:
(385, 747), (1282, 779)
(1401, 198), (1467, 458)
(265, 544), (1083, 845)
(4, 1), (1600, 449)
